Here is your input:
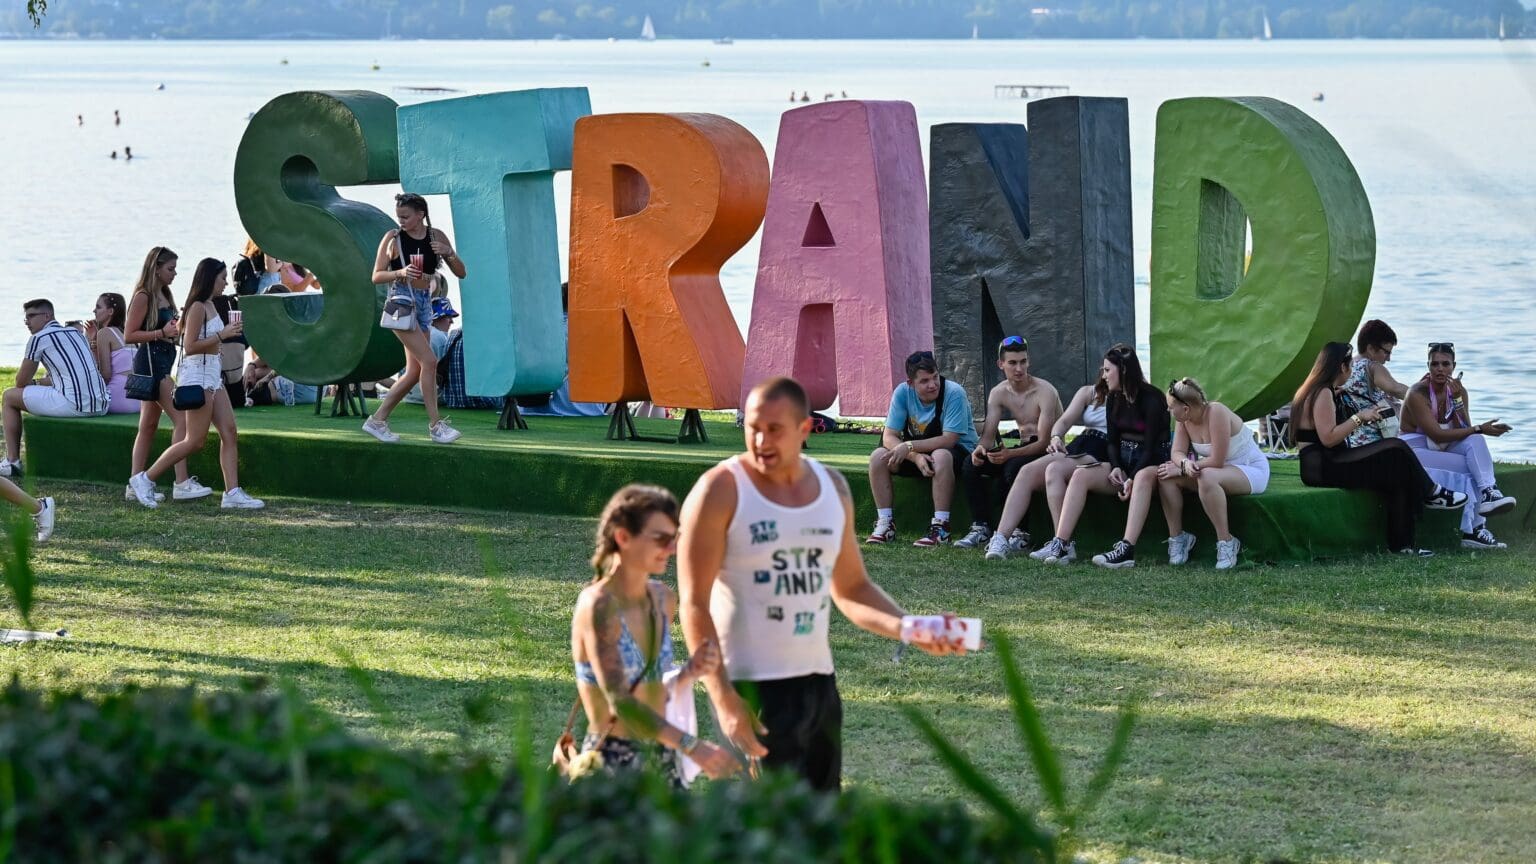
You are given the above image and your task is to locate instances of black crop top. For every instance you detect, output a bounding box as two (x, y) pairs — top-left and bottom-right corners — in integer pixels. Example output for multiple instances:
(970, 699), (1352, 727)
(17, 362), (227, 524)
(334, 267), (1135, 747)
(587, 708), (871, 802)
(1295, 389), (1343, 448)
(387, 229), (439, 276)
(1106, 386), (1170, 474)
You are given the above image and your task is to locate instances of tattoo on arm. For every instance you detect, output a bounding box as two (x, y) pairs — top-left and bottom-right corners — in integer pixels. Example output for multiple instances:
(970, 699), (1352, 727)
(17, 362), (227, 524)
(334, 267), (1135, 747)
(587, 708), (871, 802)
(588, 594), (666, 741)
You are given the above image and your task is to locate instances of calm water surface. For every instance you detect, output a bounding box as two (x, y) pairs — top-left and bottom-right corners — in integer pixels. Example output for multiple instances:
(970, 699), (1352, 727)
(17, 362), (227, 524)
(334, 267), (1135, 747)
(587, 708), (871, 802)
(3, 39), (1533, 456)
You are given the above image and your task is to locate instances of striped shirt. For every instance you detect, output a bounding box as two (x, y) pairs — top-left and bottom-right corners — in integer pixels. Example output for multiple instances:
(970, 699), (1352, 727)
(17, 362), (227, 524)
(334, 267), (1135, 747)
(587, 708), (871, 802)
(25, 321), (110, 415)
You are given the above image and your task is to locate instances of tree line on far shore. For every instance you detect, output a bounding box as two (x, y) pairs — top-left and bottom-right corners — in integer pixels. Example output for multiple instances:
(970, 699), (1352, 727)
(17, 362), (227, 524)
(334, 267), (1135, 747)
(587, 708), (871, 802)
(9, 0), (1531, 40)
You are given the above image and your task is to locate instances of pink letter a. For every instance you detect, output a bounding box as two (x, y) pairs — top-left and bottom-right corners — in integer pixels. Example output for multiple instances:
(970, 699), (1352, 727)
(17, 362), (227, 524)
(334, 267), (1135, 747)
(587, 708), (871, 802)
(741, 101), (932, 415)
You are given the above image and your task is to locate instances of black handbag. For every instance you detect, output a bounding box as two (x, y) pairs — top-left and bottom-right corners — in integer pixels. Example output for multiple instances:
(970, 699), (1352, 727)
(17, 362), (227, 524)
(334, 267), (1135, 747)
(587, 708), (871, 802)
(125, 344), (158, 401)
(173, 384), (205, 411)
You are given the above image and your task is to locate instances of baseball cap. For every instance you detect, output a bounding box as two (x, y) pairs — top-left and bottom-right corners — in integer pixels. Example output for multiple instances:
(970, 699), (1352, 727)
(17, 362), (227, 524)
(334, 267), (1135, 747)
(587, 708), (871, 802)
(431, 297), (459, 320)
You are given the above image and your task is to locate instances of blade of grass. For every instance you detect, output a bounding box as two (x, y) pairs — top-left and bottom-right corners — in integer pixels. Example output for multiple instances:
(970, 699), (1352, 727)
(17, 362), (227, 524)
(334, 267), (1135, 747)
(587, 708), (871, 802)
(994, 632), (1069, 822)
(900, 704), (1054, 860)
(1071, 697), (1139, 825)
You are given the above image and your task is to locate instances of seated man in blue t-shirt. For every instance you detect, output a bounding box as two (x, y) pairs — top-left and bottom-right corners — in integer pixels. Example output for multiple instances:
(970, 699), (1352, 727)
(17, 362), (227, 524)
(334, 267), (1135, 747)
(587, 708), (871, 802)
(866, 350), (978, 548)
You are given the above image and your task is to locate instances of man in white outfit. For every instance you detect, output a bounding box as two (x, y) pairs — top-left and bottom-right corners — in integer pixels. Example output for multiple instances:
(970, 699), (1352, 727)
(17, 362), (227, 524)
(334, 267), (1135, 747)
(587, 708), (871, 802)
(678, 376), (967, 792)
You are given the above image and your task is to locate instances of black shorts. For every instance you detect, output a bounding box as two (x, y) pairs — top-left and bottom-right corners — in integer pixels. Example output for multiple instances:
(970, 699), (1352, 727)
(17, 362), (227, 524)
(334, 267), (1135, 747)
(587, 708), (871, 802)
(893, 444), (969, 478)
(734, 673), (842, 793)
(133, 341), (177, 386)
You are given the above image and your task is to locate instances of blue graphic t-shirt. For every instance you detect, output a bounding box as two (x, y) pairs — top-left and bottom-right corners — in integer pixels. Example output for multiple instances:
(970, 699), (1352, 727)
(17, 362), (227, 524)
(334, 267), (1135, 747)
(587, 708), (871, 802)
(884, 379), (978, 452)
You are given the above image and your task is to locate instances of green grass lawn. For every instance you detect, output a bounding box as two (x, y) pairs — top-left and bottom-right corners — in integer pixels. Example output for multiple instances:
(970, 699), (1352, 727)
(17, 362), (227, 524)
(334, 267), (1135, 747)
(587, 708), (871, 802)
(2, 482), (1534, 863)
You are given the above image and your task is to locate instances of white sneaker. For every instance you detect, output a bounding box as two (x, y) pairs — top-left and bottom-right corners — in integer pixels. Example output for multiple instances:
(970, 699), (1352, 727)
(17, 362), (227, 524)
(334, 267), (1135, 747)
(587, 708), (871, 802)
(984, 533), (1011, 561)
(429, 418), (462, 444)
(0, 459), (20, 478)
(128, 472), (159, 509)
(1006, 529), (1030, 552)
(1044, 539), (1076, 565)
(1166, 531), (1197, 566)
(954, 523), (991, 549)
(124, 484), (166, 503)
(34, 496), (55, 543)
(220, 487), (265, 510)
(173, 476), (214, 501)
(362, 414), (400, 443)
(1215, 537), (1242, 570)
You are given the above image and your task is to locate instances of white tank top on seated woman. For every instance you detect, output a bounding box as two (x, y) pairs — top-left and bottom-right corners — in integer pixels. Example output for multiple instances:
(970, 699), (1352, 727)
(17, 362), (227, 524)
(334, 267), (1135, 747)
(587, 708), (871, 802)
(712, 455), (845, 682)
(1080, 401), (1108, 432)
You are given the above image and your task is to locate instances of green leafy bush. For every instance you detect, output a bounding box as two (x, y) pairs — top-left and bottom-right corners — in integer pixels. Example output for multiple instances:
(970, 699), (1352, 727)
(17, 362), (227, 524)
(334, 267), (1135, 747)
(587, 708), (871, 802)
(0, 680), (1036, 862)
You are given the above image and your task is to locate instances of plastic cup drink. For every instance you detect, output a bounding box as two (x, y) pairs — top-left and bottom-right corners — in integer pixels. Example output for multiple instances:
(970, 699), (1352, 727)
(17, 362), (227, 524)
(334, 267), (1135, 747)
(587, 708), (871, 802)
(409, 252), (425, 273)
(899, 615), (983, 651)
(229, 310), (242, 326)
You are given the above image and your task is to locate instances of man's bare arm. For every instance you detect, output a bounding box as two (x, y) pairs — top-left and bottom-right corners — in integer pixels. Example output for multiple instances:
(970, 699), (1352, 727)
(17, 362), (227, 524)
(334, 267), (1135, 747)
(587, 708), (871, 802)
(826, 470), (905, 637)
(677, 468), (737, 701)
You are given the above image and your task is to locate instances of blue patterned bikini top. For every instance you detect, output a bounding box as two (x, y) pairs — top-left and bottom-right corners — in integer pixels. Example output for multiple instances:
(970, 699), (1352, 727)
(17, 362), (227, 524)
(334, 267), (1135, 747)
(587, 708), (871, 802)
(574, 587), (674, 688)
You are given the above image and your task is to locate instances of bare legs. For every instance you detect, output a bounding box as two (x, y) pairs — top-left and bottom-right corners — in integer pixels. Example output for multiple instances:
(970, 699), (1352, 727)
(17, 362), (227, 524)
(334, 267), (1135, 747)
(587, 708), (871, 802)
(994, 453), (1066, 537)
(132, 379), (190, 483)
(1158, 467), (1252, 542)
(143, 395), (214, 484)
(372, 328), (440, 426)
(868, 446), (956, 515)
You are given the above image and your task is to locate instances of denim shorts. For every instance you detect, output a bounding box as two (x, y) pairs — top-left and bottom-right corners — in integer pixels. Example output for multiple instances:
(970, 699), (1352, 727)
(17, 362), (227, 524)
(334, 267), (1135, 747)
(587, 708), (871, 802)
(390, 284), (432, 332)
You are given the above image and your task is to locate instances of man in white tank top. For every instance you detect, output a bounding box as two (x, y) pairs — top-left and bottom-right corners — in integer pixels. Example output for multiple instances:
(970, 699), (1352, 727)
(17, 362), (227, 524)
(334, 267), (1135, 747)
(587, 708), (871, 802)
(679, 377), (967, 792)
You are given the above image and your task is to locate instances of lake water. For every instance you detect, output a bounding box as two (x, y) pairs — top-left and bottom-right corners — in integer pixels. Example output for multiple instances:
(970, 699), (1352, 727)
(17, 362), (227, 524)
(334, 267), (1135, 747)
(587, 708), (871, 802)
(3, 39), (1534, 457)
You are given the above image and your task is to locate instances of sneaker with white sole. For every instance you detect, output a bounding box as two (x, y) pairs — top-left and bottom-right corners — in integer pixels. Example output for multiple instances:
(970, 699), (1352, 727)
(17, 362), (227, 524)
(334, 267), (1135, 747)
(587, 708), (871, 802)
(1029, 537), (1062, 561)
(865, 520), (896, 545)
(984, 532), (1011, 561)
(1215, 537), (1242, 570)
(1043, 538), (1077, 564)
(220, 487), (265, 509)
(128, 472), (159, 509)
(1394, 547), (1435, 558)
(362, 414), (400, 443)
(954, 523), (991, 549)
(124, 484), (166, 503)
(0, 459), (21, 479)
(1092, 540), (1136, 569)
(429, 419), (462, 444)
(912, 520), (951, 548)
(34, 496), (55, 543)
(1461, 525), (1506, 550)
(1006, 529), (1030, 551)
(1423, 485), (1467, 510)
(1166, 531), (1197, 566)
(1476, 486), (1516, 517)
(173, 476), (214, 501)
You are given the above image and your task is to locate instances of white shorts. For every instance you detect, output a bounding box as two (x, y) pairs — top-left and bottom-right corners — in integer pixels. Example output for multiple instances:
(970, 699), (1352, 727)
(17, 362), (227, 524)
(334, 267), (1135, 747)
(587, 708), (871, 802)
(176, 355), (225, 392)
(22, 385), (98, 418)
(1231, 448), (1271, 495)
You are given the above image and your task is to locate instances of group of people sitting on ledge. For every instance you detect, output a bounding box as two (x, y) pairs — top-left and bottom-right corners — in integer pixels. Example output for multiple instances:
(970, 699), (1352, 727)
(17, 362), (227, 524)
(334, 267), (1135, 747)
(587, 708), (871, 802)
(863, 326), (1515, 566)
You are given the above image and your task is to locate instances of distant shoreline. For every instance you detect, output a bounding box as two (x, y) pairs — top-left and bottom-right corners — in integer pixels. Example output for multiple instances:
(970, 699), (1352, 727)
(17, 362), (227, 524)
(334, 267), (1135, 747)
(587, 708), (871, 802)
(3, 34), (1530, 41)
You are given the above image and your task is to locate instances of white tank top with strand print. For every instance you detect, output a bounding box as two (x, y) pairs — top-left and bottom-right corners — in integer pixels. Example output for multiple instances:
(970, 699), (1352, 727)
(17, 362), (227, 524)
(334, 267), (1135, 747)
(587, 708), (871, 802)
(711, 456), (845, 682)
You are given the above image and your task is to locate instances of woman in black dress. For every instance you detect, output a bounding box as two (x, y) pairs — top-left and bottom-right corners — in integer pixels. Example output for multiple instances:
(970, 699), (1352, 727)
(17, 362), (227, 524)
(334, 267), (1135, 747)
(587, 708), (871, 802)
(1291, 342), (1466, 556)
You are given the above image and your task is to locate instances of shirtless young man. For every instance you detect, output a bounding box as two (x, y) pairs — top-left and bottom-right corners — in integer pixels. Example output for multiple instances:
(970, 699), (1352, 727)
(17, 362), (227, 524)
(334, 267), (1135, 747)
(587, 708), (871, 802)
(678, 376), (967, 792)
(954, 336), (1061, 550)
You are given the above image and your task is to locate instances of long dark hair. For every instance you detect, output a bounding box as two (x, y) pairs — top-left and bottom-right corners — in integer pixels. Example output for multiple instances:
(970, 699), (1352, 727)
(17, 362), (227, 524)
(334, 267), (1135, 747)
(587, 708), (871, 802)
(182, 258), (228, 324)
(1104, 343), (1147, 400)
(590, 484), (678, 578)
(1289, 342), (1353, 445)
(97, 292), (126, 330)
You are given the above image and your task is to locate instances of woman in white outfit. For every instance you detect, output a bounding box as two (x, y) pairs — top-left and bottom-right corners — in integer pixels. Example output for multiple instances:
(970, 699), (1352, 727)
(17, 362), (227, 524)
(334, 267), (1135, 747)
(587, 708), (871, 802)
(1399, 342), (1515, 550)
(128, 258), (263, 510)
(1152, 378), (1270, 570)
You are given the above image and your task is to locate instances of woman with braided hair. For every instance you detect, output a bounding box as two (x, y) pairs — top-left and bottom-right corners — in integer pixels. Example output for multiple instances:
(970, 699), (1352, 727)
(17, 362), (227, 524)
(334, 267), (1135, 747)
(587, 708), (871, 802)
(363, 192), (468, 445)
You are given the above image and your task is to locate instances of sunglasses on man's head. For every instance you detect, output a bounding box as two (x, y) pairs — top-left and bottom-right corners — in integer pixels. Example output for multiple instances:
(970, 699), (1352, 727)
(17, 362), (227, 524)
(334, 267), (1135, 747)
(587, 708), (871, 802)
(906, 350), (934, 364)
(1428, 342), (1455, 351)
(1000, 335), (1027, 349)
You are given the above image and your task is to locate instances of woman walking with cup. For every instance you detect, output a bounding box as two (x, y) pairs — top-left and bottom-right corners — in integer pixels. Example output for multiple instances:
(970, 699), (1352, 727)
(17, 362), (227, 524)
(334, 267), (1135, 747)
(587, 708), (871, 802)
(362, 192), (468, 444)
(124, 246), (207, 503)
(128, 258), (263, 510)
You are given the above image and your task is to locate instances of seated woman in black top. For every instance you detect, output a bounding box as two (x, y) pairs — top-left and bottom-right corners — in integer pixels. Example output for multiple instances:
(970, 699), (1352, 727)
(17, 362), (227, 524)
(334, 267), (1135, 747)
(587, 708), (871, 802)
(1034, 344), (1170, 566)
(1292, 342), (1466, 556)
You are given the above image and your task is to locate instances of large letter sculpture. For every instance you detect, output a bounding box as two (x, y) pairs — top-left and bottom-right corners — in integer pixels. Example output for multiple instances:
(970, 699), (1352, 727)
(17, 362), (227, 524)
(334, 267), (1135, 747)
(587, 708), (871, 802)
(1151, 97), (1374, 419)
(397, 88), (591, 397)
(930, 97), (1134, 413)
(740, 101), (931, 415)
(567, 114), (768, 408)
(234, 90), (404, 384)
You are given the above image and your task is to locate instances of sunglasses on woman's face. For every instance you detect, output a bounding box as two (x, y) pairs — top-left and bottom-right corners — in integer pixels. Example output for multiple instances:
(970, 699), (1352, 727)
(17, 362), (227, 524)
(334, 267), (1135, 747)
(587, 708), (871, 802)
(644, 529), (680, 547)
